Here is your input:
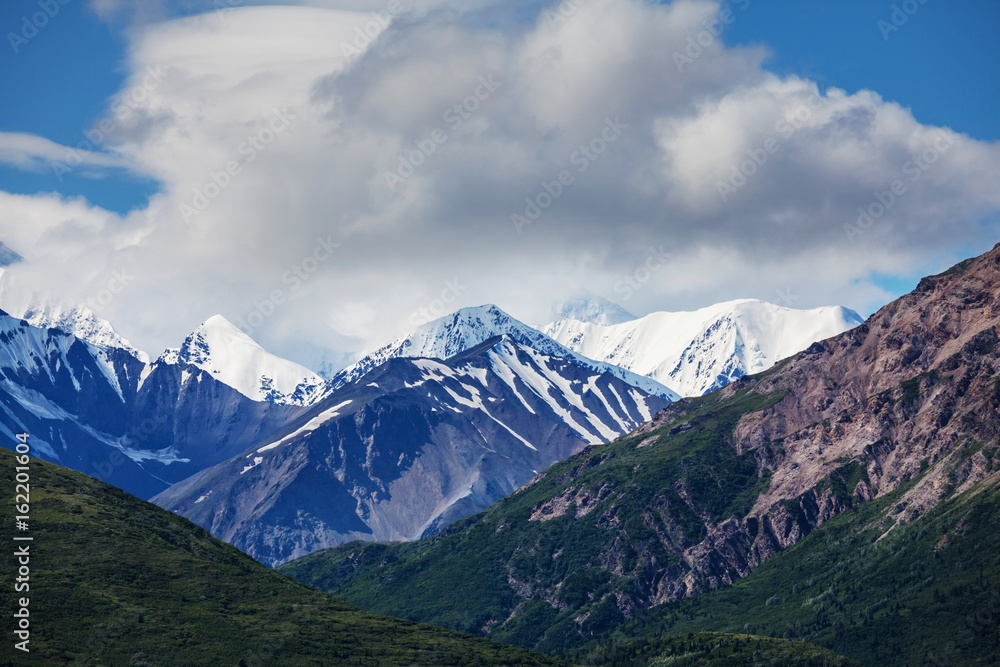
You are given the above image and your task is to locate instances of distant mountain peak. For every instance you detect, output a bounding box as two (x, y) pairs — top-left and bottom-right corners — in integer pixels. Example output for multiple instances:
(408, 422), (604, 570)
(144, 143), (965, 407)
(19, 300), (149, 363)
(157, 314), (324, 406)
(544, 299), (863, 397)
(550, 293), (636, 326)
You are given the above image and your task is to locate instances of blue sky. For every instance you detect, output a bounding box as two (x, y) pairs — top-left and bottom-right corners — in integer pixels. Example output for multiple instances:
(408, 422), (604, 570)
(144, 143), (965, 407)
(724, 0), (1000, 142)
(0, 0), (998, 357)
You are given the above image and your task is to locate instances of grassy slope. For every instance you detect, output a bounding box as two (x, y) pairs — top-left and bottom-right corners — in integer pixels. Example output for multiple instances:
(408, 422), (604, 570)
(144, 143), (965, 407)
(594, 474), (1000, 666)
(279, 388), (786, 648)
(0, 447), (569, 666)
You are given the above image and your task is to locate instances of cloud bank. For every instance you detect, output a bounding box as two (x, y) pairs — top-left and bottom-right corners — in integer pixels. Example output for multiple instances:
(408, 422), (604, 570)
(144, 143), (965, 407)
(2, 0), (999, 367)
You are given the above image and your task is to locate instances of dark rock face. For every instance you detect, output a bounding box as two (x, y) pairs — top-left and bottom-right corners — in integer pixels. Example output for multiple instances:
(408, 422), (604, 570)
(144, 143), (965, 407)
(590, 242), (1000, 609)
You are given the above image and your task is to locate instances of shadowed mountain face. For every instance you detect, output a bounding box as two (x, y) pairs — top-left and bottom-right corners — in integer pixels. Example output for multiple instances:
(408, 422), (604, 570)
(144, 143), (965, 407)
(0, 308), (308, 499)
(154, 336), (670, 567)
(279, 243), (1000, 658)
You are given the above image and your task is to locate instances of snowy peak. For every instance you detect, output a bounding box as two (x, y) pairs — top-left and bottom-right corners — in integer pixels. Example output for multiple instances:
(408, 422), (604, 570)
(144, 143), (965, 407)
(0, 276), (149, 363)
(158, 315), (324, 406)
(330, 304), (678, 400)
(19, 302), (149, 363)
(544, 298), (864, 398)
(550, 294), (636, 326)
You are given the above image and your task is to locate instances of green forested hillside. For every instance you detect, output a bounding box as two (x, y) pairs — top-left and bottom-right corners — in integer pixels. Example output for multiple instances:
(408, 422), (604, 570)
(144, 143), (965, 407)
(0, 448), (568, 666)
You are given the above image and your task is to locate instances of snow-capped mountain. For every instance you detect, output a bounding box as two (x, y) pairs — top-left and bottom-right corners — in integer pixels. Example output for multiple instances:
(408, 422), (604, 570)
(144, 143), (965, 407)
(543, 298), (864, 397)
(329, 304), (679, 401)
(17, 302), (150, 363)
(153, 335), (670, 566)
(0, 308), (159, 494)
(0, 269), (149, 363)
(0, 307), (312, 498)
(550, 294), (637, 326)
(156, 315), (326, 406)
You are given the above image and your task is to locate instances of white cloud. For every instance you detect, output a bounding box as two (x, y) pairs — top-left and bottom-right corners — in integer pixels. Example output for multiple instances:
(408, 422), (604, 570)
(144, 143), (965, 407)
(0, 132), (136, 174)
(3, 0), (1000, 367)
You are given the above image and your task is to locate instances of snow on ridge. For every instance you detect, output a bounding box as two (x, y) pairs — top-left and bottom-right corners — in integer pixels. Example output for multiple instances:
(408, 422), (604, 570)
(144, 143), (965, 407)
(550, 294), (637, 326)
(544, 299), (863, 398)
(332, 305), (678, 401)
(11, 299), (149, 363)
(157, 315), (325, 406)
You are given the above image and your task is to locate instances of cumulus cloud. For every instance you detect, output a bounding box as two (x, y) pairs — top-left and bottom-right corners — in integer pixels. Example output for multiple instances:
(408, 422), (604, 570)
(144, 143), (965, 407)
(2, 0), (999, 368)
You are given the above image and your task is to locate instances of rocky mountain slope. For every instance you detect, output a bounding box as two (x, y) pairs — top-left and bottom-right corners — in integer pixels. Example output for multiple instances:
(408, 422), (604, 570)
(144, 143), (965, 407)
(280, 243), (1000, 658)
(154, 335), (670, 566)
(602, 459), (1000, 665)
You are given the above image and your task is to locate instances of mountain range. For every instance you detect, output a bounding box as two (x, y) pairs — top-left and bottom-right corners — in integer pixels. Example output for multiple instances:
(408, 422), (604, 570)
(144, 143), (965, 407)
(279, 243), (1000, 665)
(3, 243), (998, 665)
(0, 290), (860, 562)
(326, 304), (679, 400)
(153, 335), (670, 566)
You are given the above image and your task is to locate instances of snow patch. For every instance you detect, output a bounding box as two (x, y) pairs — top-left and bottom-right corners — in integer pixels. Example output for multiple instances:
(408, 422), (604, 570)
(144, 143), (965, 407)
(241, 456), (264, 475)
(256, 399), (353, 453)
